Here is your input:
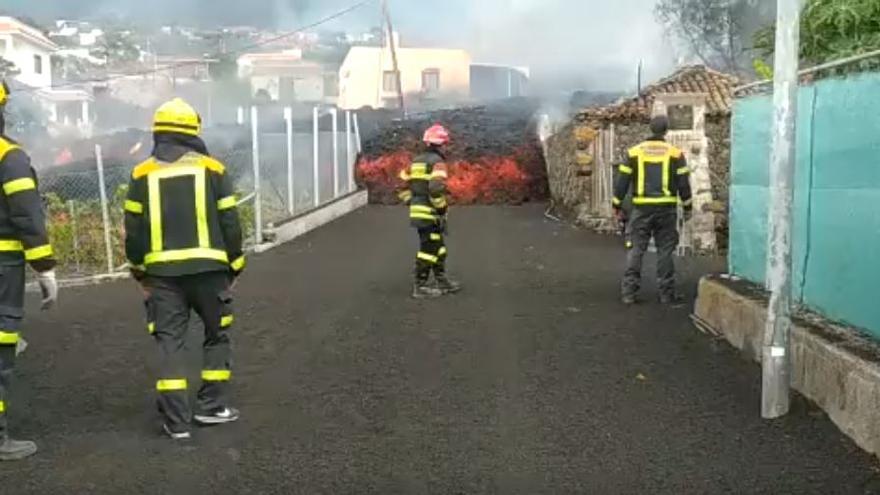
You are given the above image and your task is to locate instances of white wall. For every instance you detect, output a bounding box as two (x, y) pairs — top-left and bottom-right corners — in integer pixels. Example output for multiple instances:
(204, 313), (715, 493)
(2, 35), (53, 89)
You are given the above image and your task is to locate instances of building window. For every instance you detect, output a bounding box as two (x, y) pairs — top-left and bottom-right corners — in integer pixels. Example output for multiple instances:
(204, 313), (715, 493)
(383, 71), (399, 93)
(34, 55), (43, 75)
(422, 69), (440, 92)
(668, 105), (694, 131)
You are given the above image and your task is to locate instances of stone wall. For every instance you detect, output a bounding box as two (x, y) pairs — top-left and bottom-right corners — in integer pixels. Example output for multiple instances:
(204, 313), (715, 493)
(545, 123), (591, 219)
(706, 117), (731, 251)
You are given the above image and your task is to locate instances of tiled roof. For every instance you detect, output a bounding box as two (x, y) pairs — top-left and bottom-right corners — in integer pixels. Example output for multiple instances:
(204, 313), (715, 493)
(578, 65), (740, 122)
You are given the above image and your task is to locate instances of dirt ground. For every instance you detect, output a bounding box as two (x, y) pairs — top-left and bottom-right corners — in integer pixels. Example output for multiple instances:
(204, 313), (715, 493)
(1, 205), (879, 494)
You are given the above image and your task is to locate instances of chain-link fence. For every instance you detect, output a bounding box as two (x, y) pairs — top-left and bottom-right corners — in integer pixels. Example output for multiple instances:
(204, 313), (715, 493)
(35, 106), (361, 281)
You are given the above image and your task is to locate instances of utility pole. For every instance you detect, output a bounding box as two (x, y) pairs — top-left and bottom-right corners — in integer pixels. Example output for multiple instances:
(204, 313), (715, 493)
(637, 60), (643, 94)
(381, 0), (406, 117)
(762, 0), (802, 419)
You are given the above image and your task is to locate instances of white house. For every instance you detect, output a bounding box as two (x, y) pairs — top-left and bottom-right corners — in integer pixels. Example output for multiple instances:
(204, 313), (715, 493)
(0, 16), (93, 136)
(237, 50), (338, 104)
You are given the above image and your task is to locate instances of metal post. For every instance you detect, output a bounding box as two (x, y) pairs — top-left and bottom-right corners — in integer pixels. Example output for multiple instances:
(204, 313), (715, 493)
(313, 106), (320, 207)
(251, 106), (263, 244)
(237, 106), (245, 125)
(68, 200), (80, 273)
(762, 0), (802, 419)
(331, 107), (339, 198)
(94, 145), (114, 274)
(284, 107), (295, 215)
(346, 110), (354, 193)
(353, 112), (362, 153)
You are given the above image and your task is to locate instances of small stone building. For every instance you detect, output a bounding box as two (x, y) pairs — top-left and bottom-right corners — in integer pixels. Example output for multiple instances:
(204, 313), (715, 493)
(546, 65), (738, 253)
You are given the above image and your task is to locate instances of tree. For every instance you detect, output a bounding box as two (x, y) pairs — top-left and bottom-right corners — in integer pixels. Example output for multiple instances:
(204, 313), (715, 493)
(754, 0), (880, 66)
(656, 0), (776, 74)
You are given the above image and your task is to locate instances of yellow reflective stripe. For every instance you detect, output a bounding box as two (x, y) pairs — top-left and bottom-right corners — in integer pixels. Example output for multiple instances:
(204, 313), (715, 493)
(145, 248), (228, 265)
(431, 197), (447, 208)
(0, 240), (23, 252)
(612, 197), (622, 206)
(399, 169), (410, 181)
(636, 151), (646, 197)
(398, 190), (413, 202)
(148, 172), (163, 252)
(417, 252), (438, 263)
(431, 170), (448, 179)
(230, 256), (246, 272)
(662, 155), (671, 197)
(429, 233), (442, 241)
(124, 200), (144, 214)
(152, 125), (199, 136)
(201, 370), (231, 382)
(0, 331), (19, 345)
(410, 205), (434, 214)
(156, 379), (187, 391)
(147, 322), (155, 335)
(217, 195), (237, 211)
(410, 163), (427, 174)
(221, 315), (234, 328)
(633, 197), (679, 205)
(677, 167), (690, 175)
(25, 244), (53, 261)
(618, 165), (633, 175)
(194, 167), (209, 248)
(3, 177), (36, 195)
(0, 400), (4, 413)
(438, 247), (447, 256)
(410, 213), (437, 221)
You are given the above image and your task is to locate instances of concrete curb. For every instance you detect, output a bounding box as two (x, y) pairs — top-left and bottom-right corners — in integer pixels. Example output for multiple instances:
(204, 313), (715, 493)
(260, 189), (369, 252)
(695, 275), (880, 458)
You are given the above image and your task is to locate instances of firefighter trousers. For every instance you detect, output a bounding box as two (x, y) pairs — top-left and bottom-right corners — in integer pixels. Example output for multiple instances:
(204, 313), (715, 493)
(622, 206), (679, 298)
(0, 264), (25, 439)
(143, 271), (234, 428)
(415, 225), (448, 283)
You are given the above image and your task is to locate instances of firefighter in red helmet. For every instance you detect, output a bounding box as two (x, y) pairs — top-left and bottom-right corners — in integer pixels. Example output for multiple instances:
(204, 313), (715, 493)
(398, 124), (462, 299)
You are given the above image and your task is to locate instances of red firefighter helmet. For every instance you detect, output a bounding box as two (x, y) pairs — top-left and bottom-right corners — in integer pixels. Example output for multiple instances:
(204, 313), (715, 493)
(423, 124), (451, 146)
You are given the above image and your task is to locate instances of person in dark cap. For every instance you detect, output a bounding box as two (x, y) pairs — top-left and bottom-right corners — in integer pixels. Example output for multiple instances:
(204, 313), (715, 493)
(612, 115), (693, 305)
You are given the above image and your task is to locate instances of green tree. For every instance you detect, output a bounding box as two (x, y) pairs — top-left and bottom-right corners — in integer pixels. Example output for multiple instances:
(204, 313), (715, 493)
(754, 0), (880, 65)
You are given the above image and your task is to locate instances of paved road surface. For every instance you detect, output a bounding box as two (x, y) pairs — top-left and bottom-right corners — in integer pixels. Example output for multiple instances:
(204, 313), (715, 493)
(1, 205), (878, 494)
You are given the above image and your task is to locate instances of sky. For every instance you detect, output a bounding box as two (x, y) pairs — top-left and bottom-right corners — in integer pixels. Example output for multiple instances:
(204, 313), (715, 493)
(4, 0), (675, 94)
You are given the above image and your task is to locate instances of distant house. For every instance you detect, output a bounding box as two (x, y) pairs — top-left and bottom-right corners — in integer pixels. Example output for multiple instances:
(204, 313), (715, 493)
(237, 49), (338, 104)
(337, 34), (471, 110)
(0, 16), (93, 137)
(470, 64), (529, 101)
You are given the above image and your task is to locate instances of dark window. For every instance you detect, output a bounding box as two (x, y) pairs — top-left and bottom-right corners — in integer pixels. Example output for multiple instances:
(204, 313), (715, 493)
(668, 105), (694, 131)
(383, 71), (399, 93)
(422, 69), (440, 92)
(34, 54), (43, 75)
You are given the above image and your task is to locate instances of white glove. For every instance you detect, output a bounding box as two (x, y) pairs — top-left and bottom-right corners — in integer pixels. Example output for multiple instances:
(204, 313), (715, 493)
(37, 269), (58, 310)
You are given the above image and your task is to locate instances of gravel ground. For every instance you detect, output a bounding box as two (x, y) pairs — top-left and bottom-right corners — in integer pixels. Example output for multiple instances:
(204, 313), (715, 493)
(1, 205), (878, 494)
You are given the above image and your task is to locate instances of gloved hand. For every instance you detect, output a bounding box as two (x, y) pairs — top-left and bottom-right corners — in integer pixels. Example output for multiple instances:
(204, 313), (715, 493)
(37, 269), (58, 310)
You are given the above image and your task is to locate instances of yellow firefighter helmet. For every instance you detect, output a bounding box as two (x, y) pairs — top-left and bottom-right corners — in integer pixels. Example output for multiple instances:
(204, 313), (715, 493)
(152, 98), (201, 136)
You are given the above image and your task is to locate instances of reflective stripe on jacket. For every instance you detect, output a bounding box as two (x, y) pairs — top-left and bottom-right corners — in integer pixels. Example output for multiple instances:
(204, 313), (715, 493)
(124, 151), (245, 277)
(613, 138), (693, 209)
(400, 150), (448, 228)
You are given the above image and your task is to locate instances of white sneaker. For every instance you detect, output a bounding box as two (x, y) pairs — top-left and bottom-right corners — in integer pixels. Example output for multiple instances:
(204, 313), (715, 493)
(194, 407), (240, 425)
(163, 423), (192, 441)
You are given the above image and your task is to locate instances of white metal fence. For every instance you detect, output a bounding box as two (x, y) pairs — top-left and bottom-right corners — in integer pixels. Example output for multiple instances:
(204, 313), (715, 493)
(35, 105), (362, 280)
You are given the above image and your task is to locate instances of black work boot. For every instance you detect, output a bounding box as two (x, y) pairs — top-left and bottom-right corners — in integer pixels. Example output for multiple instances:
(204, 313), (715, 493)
(435, 273), (462, 295)
(412, 281), (443, 299)
(0, 436), (37, 461)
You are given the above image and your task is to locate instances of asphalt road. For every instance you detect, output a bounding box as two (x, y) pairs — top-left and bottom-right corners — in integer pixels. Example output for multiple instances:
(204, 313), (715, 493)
(1, 205), (878, 494)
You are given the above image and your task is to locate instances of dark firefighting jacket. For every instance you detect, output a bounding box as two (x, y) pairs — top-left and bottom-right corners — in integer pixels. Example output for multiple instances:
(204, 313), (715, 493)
(613, 137), (693, 209)
(124, 134), (245, 278)
(399, 149), (449, 229)
(0, 136), (56, 271)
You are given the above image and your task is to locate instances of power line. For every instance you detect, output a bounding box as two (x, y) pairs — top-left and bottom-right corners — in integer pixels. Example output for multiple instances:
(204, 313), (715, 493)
(20, 0), (376, 93)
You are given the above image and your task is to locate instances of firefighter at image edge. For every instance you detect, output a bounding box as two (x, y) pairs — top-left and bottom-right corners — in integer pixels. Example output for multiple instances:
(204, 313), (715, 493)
(398, 124), (462, 299)
(0, 80), (59, 461)
(124, 98), (245, 440)
(612, 115), (693, 306)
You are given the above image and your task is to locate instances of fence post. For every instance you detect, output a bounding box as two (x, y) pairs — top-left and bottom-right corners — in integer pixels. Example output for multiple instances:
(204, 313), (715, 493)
(68, 200), (80, 273)
(284, 106), (295, 215)
(251, 106), (263, 244)
(331, 107), (339, 198)
(353, 112), (362, 153)
(313, 106), (320, 208)
(94, 145), (114, 274)
(237, 106), (245, 125)
(346, 110), (354, 193)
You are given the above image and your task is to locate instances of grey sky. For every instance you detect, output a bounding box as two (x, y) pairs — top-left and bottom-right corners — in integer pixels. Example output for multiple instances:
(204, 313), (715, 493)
(5, 0), (674, 93)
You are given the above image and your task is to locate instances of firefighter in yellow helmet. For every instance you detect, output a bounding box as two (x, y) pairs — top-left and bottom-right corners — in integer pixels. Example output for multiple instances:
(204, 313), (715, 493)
(0, 80), (59, 461)
(124, 98), (245, 440)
